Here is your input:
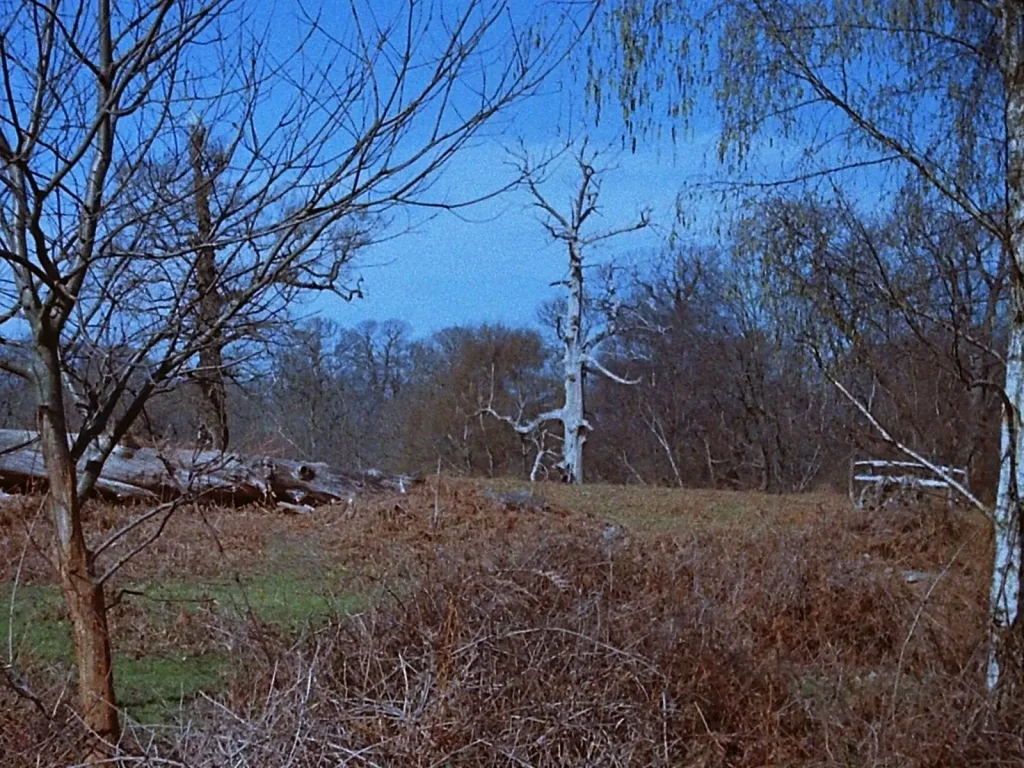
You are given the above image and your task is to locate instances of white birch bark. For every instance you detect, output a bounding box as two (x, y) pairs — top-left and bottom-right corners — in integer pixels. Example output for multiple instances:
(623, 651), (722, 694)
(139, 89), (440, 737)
(990, 332), (1024, 689)
(530, 444), (549, 482)
(989, 0), (1024, 692)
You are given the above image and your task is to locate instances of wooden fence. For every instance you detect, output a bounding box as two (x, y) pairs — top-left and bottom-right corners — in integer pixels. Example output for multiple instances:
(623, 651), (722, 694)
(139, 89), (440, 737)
(849, 459), (968, 510)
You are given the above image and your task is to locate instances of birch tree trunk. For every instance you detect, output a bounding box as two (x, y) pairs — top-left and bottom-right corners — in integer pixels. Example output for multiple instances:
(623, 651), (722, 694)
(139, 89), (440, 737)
(989, 0), (1024, 694)
(991, 327), (1024, 692)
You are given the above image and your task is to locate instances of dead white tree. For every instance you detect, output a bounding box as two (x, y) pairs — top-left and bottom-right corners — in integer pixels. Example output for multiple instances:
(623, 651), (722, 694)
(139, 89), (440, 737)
(0, 0), (594, 759)
(483, 144), (649, 483)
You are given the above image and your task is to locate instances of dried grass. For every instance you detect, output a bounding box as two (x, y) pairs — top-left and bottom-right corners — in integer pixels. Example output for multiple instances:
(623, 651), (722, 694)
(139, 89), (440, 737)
(2, 484), (1019, 766)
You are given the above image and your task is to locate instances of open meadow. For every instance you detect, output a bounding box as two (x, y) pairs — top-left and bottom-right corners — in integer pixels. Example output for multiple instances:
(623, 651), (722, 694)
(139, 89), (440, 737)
(0, 481), (1016, 766)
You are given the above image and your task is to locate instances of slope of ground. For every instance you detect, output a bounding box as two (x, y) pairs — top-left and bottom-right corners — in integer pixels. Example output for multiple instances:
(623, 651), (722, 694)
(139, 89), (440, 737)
(0, 480), (1011, 766)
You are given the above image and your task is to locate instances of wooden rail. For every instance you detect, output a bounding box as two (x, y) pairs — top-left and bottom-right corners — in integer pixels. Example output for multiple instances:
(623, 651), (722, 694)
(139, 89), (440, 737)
(849, 459), (967, 509)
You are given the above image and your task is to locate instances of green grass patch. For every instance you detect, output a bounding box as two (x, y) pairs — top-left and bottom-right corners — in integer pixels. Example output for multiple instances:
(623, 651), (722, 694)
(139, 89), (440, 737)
(137, 570), (363, 629)
(116, 653), (228, 723)
(1, 585), (229, 723)
(708, 501), (745, 519)
(0, 583), (71, 663)
(2, 571), (363, 723)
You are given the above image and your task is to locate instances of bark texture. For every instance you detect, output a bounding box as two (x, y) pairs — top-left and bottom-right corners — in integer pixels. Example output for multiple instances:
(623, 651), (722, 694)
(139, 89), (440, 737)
(990, 0), (1024, 695)
(31, 349), (119, 757)
(560, 242), (588, 484)
(190, 122), (230, 451)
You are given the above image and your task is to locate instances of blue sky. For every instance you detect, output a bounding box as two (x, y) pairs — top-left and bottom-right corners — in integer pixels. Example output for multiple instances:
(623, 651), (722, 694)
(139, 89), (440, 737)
(253, 0), (824, 337)
(253, 1), (726, 336)
(324, 133), (719, 333)
(320, 127), (812, 335)
(0, 0), (936, 343)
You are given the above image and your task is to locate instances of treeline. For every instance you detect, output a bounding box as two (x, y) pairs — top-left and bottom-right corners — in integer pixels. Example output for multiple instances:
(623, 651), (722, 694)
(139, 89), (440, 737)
(2, 244), (997, 495)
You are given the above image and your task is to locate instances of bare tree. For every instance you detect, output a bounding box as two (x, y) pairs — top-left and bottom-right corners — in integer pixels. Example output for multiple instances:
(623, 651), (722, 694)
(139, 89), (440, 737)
(587, 245), (843, 491)
(0, 0), (593, 757)
(741, 189), (1005, 481)
(257, 318), (354, 462)
(404, 324), (552, 477)
(483, 144), (649, 483)
(188, 120), (231, 449)
(335, 320), (413, 468)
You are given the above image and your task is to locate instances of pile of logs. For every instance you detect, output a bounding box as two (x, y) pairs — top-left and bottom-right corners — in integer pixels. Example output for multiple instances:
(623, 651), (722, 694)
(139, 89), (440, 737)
(0, 429), (419, 508)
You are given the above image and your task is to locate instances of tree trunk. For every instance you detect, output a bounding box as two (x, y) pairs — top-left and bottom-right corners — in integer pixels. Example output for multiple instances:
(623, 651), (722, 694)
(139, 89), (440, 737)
(61, 540), (119, 761)
(561, 244), (588, 484)
(703, 435), (717, 488)
(562, 356), (586, 483)
(190, 122), (230, 451)
(646, 408), (683, 487)
(32, 345), (119, 759)
(990, 0), (1024, 695)
(530, 445), (547, 482)
(990, 325), (1024, 693)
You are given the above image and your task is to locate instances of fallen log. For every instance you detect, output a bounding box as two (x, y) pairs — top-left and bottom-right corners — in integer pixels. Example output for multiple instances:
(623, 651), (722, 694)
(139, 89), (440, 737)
(0, 429), (419, 506)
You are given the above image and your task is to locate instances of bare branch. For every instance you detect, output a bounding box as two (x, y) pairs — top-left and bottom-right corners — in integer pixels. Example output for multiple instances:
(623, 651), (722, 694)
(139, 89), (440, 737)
(826, 371), (989, 515)
(584, 354), (640, 385)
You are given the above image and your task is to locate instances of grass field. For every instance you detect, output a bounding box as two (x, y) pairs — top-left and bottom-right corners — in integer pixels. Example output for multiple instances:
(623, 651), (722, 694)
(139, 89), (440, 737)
(0, 479), (1012, 765)
(1, 481), (830, 725)
(468, 476), (841, 530)
(1, 572), (363, 722)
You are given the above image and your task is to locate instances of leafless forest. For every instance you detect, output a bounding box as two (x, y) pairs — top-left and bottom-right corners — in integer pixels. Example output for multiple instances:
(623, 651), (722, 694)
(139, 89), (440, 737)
(2, 0), (1023, 764)
(1, 239), (998, 496)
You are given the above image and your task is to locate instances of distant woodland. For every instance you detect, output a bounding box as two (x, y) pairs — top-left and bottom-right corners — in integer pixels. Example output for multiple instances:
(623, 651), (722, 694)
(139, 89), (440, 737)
(2, 239), (997, 497)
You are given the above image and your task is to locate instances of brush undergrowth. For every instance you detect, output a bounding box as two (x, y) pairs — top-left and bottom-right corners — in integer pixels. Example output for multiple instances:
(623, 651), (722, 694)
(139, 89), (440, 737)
(1, 485), (1017, 766)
